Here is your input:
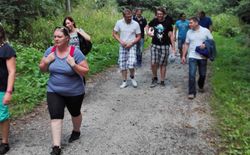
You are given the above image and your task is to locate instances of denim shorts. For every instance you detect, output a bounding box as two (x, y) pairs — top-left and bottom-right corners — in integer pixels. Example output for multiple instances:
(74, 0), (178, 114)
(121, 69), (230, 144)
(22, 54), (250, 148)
(0, 92), (10, 122)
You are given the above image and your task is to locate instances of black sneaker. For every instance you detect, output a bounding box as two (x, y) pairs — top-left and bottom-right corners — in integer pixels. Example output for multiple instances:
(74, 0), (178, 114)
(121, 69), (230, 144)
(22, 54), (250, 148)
(0, 143), (9, 154)
(50, 146), (61, 155)
(68, 131), (81, 143)
(150, 78), (158, 88)
(160, 81), (165, 87)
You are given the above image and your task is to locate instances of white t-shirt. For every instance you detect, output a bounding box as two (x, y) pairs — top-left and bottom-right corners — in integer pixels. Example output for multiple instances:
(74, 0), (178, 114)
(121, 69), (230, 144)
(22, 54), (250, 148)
(185, 26), (213, 59)
(114, 19), (141, 44)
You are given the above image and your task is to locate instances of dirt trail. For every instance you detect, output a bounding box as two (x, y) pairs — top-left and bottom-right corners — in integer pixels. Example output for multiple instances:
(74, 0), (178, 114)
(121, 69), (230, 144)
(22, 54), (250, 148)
(9, 49), (217, 155)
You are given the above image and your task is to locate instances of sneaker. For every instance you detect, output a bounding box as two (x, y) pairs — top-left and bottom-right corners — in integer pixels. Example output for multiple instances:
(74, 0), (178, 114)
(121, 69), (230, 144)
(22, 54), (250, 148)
(131, 78), (137, 88)
(188, 94), (195, 99)
(160, 81), (165, 87)
(50, 146), (61, 155)
(120, 81), (128, 89)
(150, 78), (158, 88)
(0, 143), (9, 154)
(68, 131), (81, 143)
(198, 88), (205, 93)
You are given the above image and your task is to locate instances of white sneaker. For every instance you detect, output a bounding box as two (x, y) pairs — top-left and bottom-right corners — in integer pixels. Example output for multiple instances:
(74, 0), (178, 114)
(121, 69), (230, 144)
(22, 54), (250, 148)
(131, 78), (137, 88)
(120, 81), (128, 89)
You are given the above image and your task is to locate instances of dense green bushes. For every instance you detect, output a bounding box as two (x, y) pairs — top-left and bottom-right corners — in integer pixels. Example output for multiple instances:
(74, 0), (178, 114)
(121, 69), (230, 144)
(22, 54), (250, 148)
(212, 14), (241, 37)
(11, 44), (47, 117)
(212, 13), (250, 47)
(212, 34), (250, 154)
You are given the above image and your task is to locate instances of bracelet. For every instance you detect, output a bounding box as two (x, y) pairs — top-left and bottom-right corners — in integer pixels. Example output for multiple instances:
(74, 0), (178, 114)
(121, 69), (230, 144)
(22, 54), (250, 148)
(6, 90), (12, 94)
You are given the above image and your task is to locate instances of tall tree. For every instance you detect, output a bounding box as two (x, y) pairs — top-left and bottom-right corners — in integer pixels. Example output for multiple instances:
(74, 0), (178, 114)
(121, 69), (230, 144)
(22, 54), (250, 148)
(66, 0), (71, 12)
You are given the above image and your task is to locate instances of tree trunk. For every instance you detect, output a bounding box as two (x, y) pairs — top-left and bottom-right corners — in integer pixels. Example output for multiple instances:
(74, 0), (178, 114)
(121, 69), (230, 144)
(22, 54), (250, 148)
(66, 0), (71, 13)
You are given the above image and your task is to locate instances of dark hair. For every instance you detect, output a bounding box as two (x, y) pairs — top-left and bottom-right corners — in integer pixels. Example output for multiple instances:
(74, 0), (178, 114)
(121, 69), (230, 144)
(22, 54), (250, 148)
(189, 16), (199, 22)
(122, 8), (132, 16)
(135, 8), (143, 13)
(179, 13), (185, 18)
(54, 26), (70, 37)
(63, 16), (76, 28)
(200, 11), (206, 16)
(155, 7), (166, 15)
(0, 24), (6, 44)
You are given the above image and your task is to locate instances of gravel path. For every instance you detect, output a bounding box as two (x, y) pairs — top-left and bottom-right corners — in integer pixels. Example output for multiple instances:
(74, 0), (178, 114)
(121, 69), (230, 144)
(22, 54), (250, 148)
(8, 49), (217, 155)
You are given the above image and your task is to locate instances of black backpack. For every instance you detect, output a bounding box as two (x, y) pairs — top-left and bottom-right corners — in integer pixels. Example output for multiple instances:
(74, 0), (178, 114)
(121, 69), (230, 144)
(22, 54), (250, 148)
(77, 33), (92, 56)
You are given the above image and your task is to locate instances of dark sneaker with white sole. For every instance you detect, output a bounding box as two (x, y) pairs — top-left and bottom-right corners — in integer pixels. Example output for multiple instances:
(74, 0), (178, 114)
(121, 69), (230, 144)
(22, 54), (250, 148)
(68, 131), (81, 143)
(150, 78), (158, 88)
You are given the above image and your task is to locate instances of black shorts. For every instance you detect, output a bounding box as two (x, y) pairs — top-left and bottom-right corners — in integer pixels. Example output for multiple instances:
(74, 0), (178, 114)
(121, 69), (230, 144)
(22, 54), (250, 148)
(47, 92), (85, 119)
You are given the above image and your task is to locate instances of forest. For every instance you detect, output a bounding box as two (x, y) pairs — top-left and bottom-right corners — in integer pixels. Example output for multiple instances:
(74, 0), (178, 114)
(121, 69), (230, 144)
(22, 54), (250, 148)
(0, 0), (250, 154)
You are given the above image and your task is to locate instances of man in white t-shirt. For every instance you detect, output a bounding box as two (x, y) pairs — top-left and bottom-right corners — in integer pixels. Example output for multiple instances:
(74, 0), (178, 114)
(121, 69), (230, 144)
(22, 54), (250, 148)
(182, 16), (213, 99)
(113, 8), (141, 88)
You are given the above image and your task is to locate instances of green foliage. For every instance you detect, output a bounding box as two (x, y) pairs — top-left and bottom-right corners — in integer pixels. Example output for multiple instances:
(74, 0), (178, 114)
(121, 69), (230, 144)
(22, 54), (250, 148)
(235, 24), (250, 47)
(94, 0), (108, 9)
(212, 14), (241, 37)
(14, 2), (121, 49)
(87, 43), (118, 75)
(20, 17), (61, 49)
(0, 0), (65, 38)
(211, 33), (250, 154)
(235, 0), (250, 24)
(10, 44), (48, 117)
(116, 0), (160, 10)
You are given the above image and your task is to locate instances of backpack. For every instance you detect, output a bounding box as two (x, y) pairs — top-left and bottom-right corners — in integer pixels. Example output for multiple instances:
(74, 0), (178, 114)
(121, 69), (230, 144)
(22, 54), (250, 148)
(51, 45), (75, 57)
(77, 32), (92, 56)
(51, 45), (86, 84)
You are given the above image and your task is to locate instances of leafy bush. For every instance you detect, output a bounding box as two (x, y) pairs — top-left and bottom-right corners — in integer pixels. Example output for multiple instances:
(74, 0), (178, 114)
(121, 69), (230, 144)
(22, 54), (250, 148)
(212, 14), (241, 37)
(235, 24), (250, 47)
(21, 17), (61, 49)
(10, 44), (47, 117)
(212, 34), (250, 154)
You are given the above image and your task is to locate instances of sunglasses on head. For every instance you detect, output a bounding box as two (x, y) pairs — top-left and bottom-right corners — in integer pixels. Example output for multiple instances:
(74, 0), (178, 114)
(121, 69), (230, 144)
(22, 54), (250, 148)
(54, 26), (70, 35)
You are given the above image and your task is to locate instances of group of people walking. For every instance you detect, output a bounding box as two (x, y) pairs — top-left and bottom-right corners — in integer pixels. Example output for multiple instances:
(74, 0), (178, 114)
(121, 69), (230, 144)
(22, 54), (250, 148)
(0, 6), (214, 155)
(113, 7), (213, 100)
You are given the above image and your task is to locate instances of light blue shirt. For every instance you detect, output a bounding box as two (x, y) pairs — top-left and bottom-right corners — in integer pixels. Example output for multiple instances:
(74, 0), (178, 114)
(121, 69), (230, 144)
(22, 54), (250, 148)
(44, 47), (85, 96)
(175, 19), (189, 40)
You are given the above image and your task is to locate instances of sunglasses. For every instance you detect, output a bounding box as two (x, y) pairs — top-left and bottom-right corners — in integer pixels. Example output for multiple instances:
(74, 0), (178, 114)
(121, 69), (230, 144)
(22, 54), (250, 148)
(55, 26), (68, 31)
(54, 26), (70, 36)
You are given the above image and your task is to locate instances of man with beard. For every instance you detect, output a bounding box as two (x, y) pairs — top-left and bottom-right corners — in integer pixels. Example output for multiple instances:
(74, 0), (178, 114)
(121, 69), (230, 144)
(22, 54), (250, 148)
(113, 8), (141, 88)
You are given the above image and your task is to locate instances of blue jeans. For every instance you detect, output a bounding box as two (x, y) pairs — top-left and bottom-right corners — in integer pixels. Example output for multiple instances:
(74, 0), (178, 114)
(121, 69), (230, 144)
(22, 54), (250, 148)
(136, 38), (144, 67)
(188, 58), (207, 95)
